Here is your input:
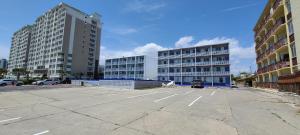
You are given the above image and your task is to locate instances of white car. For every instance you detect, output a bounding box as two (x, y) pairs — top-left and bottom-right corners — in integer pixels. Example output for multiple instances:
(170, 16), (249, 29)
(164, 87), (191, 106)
(0, 79), (23, 86)
(33, 79), (59, 85)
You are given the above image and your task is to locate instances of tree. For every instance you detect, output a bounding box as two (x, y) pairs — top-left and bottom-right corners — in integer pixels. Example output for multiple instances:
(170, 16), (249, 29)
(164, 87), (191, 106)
(12, 68), (27, 80)
(0, 69), (7, 79)
(59, 69), (69, 80)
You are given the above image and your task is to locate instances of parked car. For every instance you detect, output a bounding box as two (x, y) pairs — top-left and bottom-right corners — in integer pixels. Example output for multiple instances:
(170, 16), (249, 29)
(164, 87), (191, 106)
(191, 80), (204, 88)
(32, 79), (59, 85)
(0, 79), (24, 86)
(231, 84), (238, 88)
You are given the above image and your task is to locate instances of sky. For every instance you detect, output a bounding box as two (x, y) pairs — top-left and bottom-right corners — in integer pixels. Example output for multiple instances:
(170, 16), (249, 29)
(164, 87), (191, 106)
(0, 0), (268, 75)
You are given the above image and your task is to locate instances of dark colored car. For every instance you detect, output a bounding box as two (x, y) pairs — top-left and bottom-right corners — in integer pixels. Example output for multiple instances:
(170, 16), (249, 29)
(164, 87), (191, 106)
(191, 80), (204, 88)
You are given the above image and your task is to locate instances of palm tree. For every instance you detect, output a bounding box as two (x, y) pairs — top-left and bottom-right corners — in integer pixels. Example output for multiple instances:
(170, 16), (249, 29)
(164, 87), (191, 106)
(0, 69), (7, 79)
(12, 68), (27, 80)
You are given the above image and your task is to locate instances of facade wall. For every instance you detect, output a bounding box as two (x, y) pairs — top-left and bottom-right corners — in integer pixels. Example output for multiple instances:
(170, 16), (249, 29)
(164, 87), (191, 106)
(157, 43), (231, 86)
(9, 3), (101, 79)
(104, 55), (157, 80)
(8, 25), (31, 72)
(254, 0), (298, 89)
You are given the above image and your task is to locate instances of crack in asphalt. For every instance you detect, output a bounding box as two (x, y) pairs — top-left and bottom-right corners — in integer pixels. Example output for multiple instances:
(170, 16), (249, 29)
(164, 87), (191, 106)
(271, 112), (300, 131)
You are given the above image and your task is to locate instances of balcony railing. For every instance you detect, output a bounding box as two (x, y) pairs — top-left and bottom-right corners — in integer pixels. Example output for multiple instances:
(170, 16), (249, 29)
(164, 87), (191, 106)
(158, 64), (168, 67)
(136, 67), (144, 71)
(112, 62), (118, 65)
(169, 55), (181, 58)
(196, 52), (210, 56)
(127, 61), (135, 64)
(127, 68), (135, 71)
(182, 63), (195, 67)
(119, 68), (127, 71)
(158, 73), (168, 76)
(169, 63), (181, 67)
(196, 62), (211, 66)
(182, 53), (195, 57)
(212, 50), (229, 55)
(275, 38), (287, 49)
(158, 55), (169, 59)
(213, 72), (230, 76)
(169, 73), (181, 76)
(272, 0), (282, 10)
(212, 61), (229, 65)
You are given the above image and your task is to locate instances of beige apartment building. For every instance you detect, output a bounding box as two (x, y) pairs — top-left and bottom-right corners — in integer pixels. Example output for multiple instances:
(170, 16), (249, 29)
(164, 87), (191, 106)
(254, 0), (300, 89)
(8, 3), (102, 79)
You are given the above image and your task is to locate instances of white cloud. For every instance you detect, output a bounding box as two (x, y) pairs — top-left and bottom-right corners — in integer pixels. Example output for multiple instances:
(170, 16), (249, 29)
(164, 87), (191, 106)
(124, 0), (166, 13)
(0, 43), (10, 59)
(175, 36), (194, 48)
(221, 3), (258, 12)
(100, 43), (166, 65)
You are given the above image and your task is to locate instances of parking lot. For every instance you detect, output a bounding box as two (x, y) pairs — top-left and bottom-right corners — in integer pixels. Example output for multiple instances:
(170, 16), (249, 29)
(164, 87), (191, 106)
(0, 86), (300, 135)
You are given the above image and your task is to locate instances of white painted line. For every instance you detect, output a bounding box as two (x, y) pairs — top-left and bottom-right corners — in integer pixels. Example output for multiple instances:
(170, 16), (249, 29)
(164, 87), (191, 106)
(0, 117), (22, 123)
(154, 94), (178, 103)
(210, 91), (216, 96)
(128, 91), (168, 99)
(33, 130), (49, 135)
(184, 90), (194, 95)
(188, 96), (203, 107)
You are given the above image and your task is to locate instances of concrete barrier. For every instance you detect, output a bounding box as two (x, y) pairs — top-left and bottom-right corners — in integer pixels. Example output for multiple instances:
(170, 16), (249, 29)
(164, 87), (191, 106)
(71, 80), (162, 90)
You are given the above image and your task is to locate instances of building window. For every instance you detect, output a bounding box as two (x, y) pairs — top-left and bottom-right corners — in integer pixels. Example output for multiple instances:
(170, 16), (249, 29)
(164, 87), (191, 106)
(291, 43), (297, 58)
(288, 21), (294, 35)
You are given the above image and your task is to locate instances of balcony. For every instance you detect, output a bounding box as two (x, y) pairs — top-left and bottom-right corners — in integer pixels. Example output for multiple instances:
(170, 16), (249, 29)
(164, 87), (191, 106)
(158, 64), (168, 67)
(213, 72), (230, 76)
(169, 72), (181, 76)
(276, 61), (290, 69)
(182, 72), (195, 76)
(135, 74), (144, 79)
(212, 50), (229, 55)
(111, 68), (118, 71)
(196, 62), (210, 66)
(136, 60), (144, 63)
(195, 72), (211, 76)
(212, 61), (229, 65)
(272, 0), (282, 11)
(169, 63), (181, 67)
(158, 55), (169, 59)
(196, 51), (210, 56)
(112, 62), (118, 65)
(169, 54), (181, 58)
(274, 38), (287, 50)
(182, 53), (195, 57)
(127, 61), (135, 64)
(182, 63), (195, 67)
(119, 68), (127, 71)
(136, 67), (144, 71)
(158, 72), (168, 76)
(127, 67), (135, 71)
(119, 61), (126, 65)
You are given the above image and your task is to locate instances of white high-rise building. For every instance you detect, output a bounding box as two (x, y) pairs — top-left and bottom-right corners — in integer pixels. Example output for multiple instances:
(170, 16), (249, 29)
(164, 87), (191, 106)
(8, 3), (102, 79)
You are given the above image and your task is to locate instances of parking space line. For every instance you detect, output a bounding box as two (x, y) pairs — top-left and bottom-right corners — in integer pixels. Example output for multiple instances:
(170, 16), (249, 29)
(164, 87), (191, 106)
(127, 91), (168, 99)
(0, 117), (22, 123)
(184, 90), (194, 95)
(154, 94), (178, 103)
(210, 91), (216, 96)
(33, 130), (49, 135)
(188, 96), (202, 107)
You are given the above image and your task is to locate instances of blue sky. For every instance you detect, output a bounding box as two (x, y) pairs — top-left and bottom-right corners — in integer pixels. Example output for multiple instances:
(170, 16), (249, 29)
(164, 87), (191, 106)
(0, 0), (267, 74)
